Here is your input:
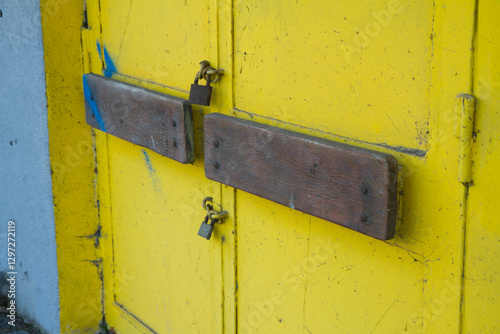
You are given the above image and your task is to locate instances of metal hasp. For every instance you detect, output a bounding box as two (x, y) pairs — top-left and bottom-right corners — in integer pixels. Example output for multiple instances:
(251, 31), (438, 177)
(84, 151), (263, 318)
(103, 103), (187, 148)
(83, 73), (194, 163)
(204, 113), (398, 240)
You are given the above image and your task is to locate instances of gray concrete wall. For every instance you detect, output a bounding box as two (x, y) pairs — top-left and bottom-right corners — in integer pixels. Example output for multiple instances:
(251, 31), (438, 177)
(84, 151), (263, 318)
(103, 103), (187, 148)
(0, 1), (60, 333)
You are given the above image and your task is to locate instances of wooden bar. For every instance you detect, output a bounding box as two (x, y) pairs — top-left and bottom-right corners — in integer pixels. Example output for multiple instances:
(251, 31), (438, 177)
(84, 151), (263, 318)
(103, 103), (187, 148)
(83, 73), (194, 163)
(204, 113), (398, 240)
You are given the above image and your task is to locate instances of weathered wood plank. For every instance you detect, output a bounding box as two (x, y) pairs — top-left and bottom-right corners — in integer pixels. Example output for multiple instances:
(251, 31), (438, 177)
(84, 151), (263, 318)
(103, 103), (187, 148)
(83, 73), (194, 163)
(204, 113), (398, 240)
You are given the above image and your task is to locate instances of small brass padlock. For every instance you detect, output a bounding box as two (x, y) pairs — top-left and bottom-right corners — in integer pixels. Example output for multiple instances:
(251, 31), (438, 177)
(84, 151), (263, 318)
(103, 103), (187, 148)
(198, 197), (228, 240)
(189, 75), (212, 106)
(198, 214), (216, 240)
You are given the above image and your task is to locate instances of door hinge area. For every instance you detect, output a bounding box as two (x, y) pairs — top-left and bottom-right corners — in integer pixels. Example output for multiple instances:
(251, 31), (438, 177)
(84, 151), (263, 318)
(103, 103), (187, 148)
(454, 94), (476, 184)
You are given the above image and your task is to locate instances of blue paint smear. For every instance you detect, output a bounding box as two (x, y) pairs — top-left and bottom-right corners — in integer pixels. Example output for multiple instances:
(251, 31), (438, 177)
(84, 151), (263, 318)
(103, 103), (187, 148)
(142, 150), (155, 173)
(83, 76), (106, 131)
(103, 48), (117, 77)
(142, 150), (161, 192)
(96, 42), (117, 78)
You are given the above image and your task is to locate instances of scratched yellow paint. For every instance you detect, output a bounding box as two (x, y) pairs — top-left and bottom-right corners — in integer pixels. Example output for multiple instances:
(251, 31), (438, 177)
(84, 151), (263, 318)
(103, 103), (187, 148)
(462, 0), (500, 331)
(81, 0), (500, 333)
(232, 1), (475, 333)
(89, 0), (228, 333)
(99, 0), (210, 91)
(105, 136), (222, 333)
(41, 0), (103, 332)
(233, 0), (433, 151)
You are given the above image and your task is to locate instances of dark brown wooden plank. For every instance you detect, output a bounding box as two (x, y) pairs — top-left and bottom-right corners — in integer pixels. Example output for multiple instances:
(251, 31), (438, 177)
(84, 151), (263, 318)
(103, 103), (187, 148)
(204, 113), (398, 240)
(83, 73), (194, 163)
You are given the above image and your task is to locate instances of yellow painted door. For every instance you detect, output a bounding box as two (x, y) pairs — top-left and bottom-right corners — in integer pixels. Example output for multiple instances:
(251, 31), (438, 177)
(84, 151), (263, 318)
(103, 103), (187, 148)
(83, 1), (229, 333)
(83, 0), (482, 333)
(462, 0), (500, 331)
(229, 1), (474, 333)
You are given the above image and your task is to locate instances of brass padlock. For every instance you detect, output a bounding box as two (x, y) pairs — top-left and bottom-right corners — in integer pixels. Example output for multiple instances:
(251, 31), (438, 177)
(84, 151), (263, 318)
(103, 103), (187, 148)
(198, 197), (228, 240)
(189, 75), (212, 106)
(198, 214), (215, 240)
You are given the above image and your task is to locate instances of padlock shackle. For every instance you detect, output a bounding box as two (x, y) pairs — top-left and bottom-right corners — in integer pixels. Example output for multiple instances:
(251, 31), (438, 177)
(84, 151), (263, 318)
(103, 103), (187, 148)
(193, 75), (211, 86)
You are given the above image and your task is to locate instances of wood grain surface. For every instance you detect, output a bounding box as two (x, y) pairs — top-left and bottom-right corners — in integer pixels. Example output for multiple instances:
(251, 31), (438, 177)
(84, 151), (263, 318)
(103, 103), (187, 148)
(204, 113), (398, 240)
(83, 73), (194, 163)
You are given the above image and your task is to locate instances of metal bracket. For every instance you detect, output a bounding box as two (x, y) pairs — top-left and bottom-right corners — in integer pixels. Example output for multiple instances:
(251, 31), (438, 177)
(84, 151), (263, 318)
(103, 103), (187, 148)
(202, 197), (228, 224)
(454, 94), (476, 184)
